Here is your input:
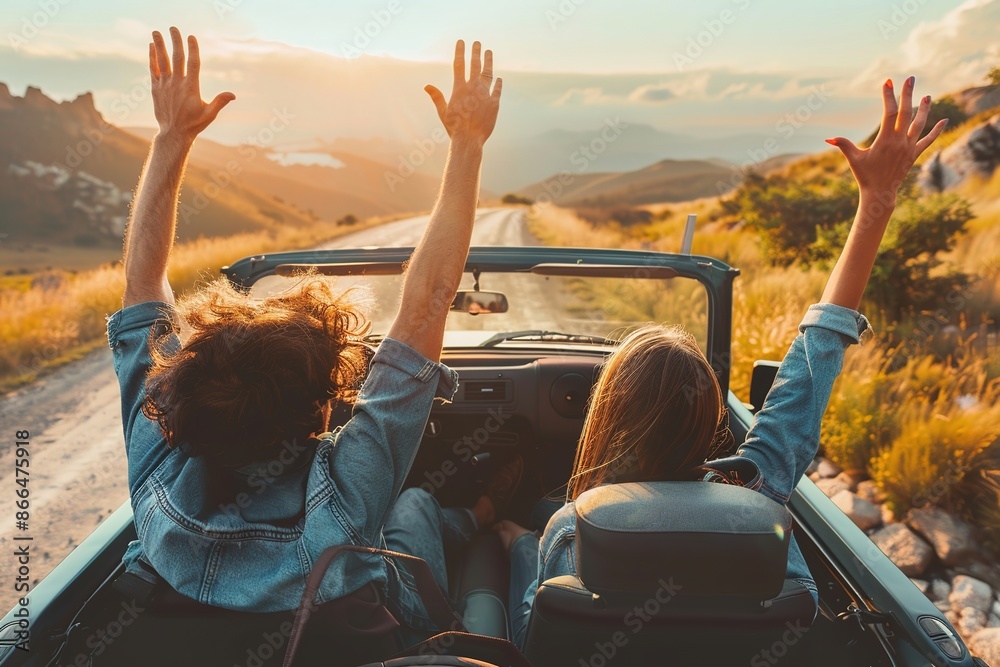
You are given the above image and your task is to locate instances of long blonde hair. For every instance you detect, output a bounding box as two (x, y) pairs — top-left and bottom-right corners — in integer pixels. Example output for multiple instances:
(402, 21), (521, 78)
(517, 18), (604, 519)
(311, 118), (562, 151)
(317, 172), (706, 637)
(567, 325), (731, 500)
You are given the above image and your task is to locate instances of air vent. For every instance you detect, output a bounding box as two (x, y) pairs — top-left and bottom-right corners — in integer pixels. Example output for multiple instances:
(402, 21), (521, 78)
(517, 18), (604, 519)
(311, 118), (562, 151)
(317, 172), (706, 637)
(463, 380), (509, 402)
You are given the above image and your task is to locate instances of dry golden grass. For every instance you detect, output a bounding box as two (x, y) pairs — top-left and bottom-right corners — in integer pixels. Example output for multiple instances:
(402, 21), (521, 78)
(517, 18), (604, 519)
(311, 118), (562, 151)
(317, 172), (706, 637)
(0, 215), (389, 392)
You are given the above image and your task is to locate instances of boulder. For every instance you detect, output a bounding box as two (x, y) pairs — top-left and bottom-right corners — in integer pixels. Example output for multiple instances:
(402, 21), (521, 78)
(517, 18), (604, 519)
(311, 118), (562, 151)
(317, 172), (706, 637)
(906, 507), (979, 567)
(930, 579), (952, 603)
(918, 114), (1000, 192)
(831, 490), (882, 530)
(958, 608), (989, 638)
(909, 578), (929, 595)
(881, 503), (896, 525)
(935, 599), (953, 613)
(834, 471), (860, 492)
(949, 575), (993, 614)
(816, 477), (850, 498)
(856, 480), (886, 504)
(954, 84), (1000, 116)
(990, 613), (1000, 629)
(953, 562), (1000, 590)
(969, 628), (1000, 665)
(869, 523), (934, 577)
(815, 457), (842, 479)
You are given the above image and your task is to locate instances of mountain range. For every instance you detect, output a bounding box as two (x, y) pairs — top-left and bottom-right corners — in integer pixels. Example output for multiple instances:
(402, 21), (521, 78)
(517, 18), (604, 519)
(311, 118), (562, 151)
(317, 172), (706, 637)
(3, 80), (996, 253)
(0, 84), (445, 249)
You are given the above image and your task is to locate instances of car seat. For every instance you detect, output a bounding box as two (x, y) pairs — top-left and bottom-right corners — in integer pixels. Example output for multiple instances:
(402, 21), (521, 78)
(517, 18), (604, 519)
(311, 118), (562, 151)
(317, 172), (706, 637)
(523, 482), (817, 666)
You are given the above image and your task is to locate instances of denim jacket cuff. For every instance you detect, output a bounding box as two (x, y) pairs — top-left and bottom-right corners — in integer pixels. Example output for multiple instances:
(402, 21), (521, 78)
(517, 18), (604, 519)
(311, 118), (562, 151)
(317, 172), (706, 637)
(798, 303), (870, 345)
(374, 337), (459, 402)
(106, 301), (178, 348)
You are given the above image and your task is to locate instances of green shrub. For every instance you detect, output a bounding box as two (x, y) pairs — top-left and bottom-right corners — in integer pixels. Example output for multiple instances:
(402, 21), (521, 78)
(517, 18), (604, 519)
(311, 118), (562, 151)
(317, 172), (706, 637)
(821, 348), (899, 474)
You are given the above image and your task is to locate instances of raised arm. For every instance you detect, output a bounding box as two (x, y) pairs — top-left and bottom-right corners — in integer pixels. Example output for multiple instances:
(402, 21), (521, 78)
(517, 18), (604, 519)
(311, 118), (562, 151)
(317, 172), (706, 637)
(386, 40), (502, 361)
(122, 27), (235, 307)
(737, 77), (947, 503)
(822, 76), (947, 308)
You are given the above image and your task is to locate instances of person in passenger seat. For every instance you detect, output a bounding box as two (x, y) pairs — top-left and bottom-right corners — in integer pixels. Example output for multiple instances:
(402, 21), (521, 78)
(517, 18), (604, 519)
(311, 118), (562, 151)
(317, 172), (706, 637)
(107, 28), (514, 642)
(494, 76), (949, 648)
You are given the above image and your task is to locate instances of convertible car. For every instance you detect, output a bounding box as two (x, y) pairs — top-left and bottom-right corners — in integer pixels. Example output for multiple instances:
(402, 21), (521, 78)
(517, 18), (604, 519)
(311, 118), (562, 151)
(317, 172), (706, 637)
(0, 245), (988, 666)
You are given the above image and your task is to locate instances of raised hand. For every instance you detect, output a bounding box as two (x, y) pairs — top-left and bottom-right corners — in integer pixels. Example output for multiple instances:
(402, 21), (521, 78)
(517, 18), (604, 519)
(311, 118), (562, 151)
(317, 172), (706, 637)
(149, 27), (235, 142)
(826, 76), (947, 199)
(424, 40), (502, 145)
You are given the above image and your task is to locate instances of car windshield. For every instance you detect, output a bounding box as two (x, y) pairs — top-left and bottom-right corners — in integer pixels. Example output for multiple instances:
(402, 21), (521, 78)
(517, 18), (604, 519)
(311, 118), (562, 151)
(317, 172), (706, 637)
(250, 270), (709, 351)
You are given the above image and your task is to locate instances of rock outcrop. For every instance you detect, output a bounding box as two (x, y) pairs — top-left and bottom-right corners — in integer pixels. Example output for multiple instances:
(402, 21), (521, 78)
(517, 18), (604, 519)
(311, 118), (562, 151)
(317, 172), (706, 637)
(907, 507), (979, 567)
(918, 114), (1000, 191)
(869, 523), (934, 577)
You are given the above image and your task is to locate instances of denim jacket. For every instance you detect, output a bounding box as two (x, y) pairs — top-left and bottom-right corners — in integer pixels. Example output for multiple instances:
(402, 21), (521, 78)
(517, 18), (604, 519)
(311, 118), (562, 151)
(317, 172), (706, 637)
(107, 301), (457, 612)
(508, 302), (870, 647)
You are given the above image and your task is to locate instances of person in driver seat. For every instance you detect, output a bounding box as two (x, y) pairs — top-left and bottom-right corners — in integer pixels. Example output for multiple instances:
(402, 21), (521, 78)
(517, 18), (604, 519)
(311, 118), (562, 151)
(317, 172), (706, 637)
(494, 75), (949, 648)
(107, 28), (517, 642)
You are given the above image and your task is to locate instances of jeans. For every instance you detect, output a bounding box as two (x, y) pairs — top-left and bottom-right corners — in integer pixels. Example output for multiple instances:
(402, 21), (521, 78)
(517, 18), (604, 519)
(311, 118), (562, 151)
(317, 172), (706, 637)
(508, 496), (564, 648)
(382, 488), (478, 644)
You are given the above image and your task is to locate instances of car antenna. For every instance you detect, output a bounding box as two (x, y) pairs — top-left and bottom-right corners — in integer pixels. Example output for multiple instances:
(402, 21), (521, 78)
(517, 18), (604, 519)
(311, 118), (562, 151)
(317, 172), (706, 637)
(472, 267), (481, 292)
(681, 214), (697, 255)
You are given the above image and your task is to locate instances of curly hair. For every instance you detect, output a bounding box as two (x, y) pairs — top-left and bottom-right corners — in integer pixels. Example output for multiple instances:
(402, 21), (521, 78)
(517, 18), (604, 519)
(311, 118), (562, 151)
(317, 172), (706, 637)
(142, 275), (370, 468)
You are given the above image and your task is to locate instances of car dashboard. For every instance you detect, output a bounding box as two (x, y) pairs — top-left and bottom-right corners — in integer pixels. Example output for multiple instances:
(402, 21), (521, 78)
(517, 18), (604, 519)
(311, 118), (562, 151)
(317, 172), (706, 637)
(398, 347), (609, 514)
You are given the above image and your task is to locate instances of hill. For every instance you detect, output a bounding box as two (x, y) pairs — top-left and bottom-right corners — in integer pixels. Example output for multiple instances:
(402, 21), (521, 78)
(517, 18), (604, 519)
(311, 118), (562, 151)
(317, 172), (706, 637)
(0, 84), (322, 249)
(515, 152), (799, 207)
(125, 128), (449, 222)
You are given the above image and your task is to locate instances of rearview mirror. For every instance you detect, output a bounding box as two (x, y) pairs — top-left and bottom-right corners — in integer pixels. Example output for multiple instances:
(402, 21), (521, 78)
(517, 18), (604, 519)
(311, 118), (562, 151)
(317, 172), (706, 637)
(451, 290), (509, 315)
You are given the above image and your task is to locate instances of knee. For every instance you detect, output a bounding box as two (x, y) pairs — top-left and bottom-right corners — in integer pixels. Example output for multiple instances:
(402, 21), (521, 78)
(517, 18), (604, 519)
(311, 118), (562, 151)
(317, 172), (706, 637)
(395, 487), (441, 517)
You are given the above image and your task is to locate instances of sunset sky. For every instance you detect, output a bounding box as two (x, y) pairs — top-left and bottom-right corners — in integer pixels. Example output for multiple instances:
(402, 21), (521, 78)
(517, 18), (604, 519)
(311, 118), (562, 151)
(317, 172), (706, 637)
(1, 0), (997, 158)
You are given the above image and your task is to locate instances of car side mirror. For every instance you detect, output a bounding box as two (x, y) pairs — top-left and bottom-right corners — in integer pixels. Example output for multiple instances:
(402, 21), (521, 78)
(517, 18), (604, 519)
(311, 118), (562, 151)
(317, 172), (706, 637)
(451, 290), (509, 315)
(749, 360), (781, 414)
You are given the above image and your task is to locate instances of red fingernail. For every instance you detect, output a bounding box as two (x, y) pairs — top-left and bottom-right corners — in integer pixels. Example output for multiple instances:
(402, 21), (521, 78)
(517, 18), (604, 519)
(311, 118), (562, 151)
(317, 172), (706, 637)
(825, 139), (838, 146)
(907, 76), (915, 86)
(923, 95), (931, 104)
(885, 79), (893, 88)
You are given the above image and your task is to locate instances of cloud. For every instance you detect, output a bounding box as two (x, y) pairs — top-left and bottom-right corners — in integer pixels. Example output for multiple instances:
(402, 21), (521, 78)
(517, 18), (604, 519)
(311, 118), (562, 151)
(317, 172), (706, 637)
(552, 87), (617, 106)
(852, 0), (1000, 93)
(627, 83), (675, 103)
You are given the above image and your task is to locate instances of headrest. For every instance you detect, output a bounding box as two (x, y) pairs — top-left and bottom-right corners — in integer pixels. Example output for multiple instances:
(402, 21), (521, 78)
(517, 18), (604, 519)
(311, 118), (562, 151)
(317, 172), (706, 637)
(574, 482), (791, 599)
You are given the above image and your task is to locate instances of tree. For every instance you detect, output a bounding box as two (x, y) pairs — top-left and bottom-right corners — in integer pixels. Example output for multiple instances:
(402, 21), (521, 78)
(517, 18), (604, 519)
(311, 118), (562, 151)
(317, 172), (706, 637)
(722, 172), (857, 266)
(501, 193), (534, 206)
(988, 66), (1000, 86)
(863, 192), (973, 319)
(336, 213), (358, 226)
(726, 173), (974, 321)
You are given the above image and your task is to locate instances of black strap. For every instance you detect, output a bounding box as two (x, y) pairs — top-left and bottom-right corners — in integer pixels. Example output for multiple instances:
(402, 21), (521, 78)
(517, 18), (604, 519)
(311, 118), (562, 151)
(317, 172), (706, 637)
(282, 544), (466, 667)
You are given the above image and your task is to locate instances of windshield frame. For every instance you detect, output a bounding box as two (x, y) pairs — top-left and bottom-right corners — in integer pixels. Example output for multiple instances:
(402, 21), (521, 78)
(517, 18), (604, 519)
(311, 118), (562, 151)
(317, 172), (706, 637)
(222, 245), (740, 395)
